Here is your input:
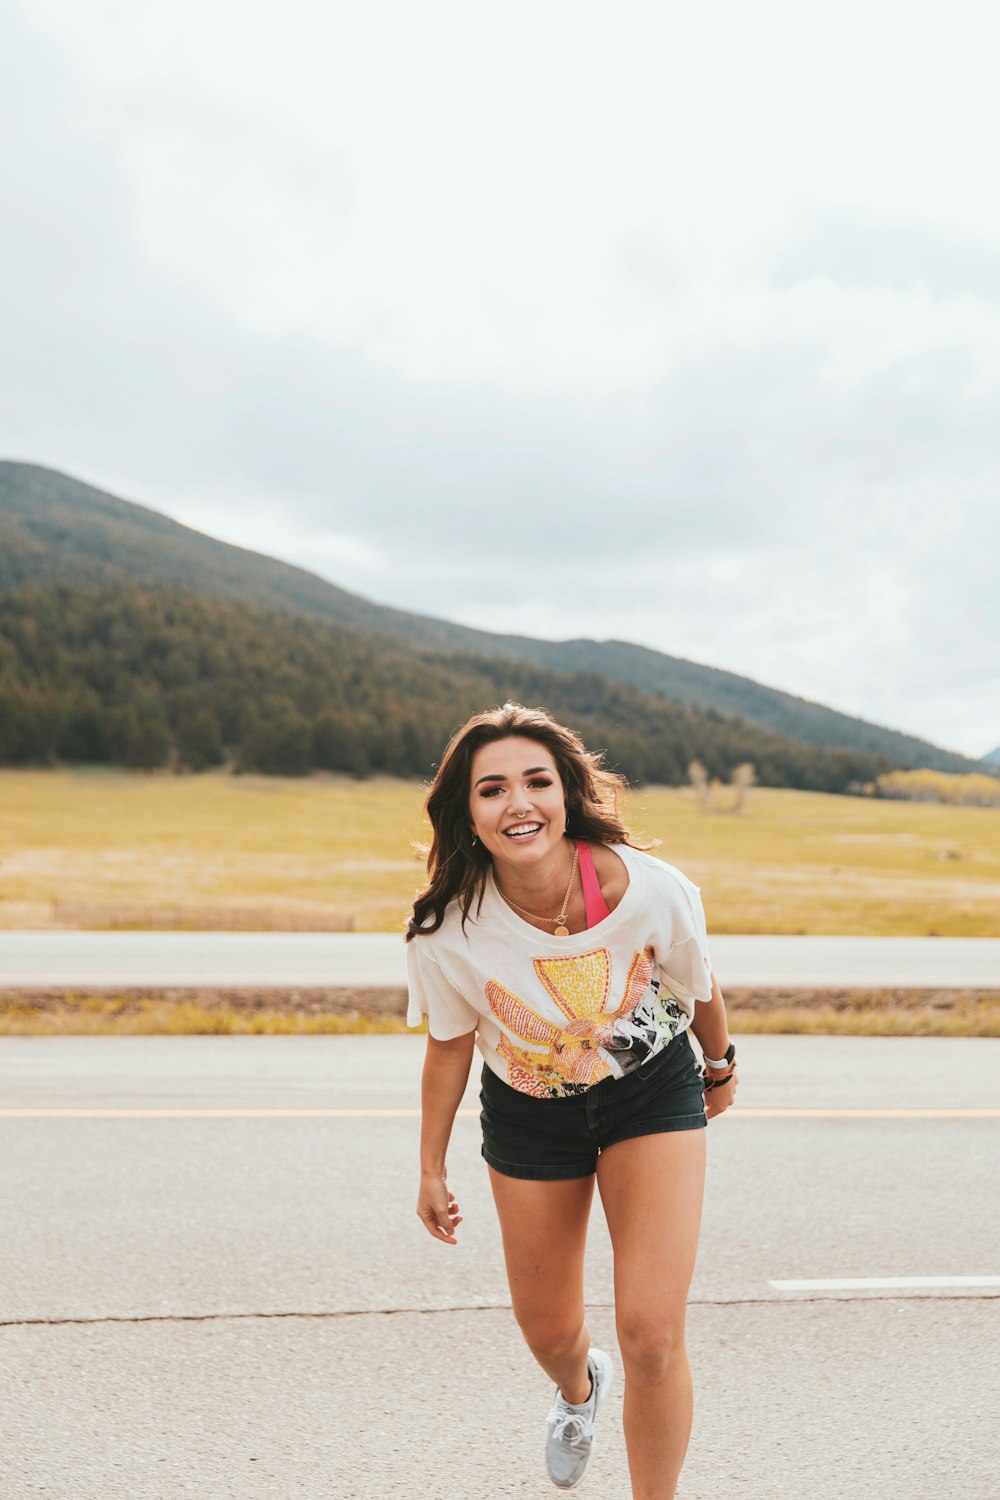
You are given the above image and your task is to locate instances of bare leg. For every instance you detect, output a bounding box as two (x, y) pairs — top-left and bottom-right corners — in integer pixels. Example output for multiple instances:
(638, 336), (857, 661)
(487, 1166), (596, 1404)
(596, 1130), (706, 1500)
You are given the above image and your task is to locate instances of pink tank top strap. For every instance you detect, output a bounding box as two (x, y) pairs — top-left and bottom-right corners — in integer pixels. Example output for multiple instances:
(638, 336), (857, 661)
(575, 840), (612, 927)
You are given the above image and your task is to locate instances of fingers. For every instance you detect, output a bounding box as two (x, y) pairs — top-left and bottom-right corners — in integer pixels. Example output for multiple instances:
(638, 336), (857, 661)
(704, 1072), (738, 1120)
(417, 1189), (463, 1245)
(418, 1206), (456, 1243)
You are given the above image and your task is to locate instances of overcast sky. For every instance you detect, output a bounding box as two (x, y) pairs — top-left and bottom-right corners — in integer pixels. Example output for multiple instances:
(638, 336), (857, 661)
(3, 0), (999, 757)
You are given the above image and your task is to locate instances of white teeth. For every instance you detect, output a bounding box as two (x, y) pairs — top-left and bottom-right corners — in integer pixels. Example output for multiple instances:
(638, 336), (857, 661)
(505, 823), (541, 838)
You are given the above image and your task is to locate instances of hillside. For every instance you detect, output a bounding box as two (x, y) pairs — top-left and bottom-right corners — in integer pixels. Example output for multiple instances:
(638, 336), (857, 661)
(0, 459), (989, 776)
(0, 581), (897, 790)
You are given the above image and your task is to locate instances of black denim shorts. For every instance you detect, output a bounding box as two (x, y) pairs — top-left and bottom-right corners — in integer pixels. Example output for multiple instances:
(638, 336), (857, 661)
(479, 1029), (707, 1181)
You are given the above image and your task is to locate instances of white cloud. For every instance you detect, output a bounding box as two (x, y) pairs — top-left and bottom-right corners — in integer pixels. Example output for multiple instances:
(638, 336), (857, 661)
(2, 0), (999, 758)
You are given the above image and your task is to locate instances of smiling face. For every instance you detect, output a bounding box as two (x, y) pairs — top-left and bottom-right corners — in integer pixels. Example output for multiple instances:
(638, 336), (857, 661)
(468, 736), (568, 871)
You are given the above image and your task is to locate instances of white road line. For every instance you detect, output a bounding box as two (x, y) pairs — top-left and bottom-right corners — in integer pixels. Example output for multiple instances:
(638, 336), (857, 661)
(769, 1276), (1000, 1291)
(711, 1108), (1000, 1118)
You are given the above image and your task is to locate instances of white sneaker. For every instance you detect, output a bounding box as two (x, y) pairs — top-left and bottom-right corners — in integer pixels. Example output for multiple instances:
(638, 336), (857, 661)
(544, 1347), (613, 1489)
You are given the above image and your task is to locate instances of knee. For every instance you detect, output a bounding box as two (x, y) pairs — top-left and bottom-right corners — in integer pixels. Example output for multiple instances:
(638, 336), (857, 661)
(616, 1309), (686, 1381)
(516, 1308), (585, 1363)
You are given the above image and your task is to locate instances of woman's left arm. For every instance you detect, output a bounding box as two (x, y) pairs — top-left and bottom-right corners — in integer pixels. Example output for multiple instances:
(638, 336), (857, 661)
(689, 971), (738, 1119)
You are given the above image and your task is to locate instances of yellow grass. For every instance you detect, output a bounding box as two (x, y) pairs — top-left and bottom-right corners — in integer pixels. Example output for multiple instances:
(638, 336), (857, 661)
(1, 767), (998, 936)
(876, 767), (1000, 806)
(728, 1003), (1000, 1037)
(3, 989), (996, 1038)
(0, 996), (412, 1036)
(630, 781), (1000, 937)
(0, 768), (427, 933)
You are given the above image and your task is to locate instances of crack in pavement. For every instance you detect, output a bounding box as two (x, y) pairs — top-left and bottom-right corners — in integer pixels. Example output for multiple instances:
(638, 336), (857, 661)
(1, 1292), (997, 1330)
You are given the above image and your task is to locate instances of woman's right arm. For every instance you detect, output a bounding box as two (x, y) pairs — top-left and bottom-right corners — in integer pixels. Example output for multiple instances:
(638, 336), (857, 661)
(416, 1029), (477, 1245)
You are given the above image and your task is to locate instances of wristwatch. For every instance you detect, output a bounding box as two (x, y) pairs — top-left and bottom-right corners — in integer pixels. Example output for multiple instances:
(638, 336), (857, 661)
(702, 1042), (736, 1090)
(703, 1042), (736, 1069)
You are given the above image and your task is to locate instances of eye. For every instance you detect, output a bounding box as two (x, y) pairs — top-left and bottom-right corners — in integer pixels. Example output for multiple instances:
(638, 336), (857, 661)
(529, 777), (554, 789)
(479, 785), (504, 798)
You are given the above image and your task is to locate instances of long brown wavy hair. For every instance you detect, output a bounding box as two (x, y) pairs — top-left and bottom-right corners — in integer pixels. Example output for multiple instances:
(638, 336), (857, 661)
(406, 702), (650, 939)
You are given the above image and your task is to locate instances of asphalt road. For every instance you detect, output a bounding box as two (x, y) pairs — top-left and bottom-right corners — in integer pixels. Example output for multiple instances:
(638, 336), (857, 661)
(2, 932), (999, 988)
(1, 1035), (998, 1500)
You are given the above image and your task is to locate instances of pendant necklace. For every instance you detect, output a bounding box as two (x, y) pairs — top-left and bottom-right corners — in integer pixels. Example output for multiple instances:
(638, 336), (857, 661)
(498, 843), (579, 937)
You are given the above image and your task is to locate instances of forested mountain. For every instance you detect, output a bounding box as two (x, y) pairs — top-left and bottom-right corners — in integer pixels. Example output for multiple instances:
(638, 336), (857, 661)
(0, 582), (900, 788)
(0, 459), (990, 779)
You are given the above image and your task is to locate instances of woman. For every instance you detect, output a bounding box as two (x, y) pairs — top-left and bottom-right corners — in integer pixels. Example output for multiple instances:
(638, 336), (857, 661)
(406, 704), (737, 1499)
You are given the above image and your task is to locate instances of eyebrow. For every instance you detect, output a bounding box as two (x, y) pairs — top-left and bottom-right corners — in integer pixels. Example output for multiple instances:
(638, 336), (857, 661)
(474, 766), (552, 787)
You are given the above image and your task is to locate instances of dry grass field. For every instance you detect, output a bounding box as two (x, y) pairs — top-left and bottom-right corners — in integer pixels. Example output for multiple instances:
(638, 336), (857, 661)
(1, 766), (998, 937)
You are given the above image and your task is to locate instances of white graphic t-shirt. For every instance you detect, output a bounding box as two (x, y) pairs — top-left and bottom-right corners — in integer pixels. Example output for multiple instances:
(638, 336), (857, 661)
(406, 844), (713, 1099)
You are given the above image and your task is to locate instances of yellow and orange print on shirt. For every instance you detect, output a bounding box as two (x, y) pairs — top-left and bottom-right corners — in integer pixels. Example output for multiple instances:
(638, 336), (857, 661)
(485, 946), (674, 1098)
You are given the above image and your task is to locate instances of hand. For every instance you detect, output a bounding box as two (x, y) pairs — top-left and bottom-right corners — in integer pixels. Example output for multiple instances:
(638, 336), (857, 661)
(704, 1066), (738, 1120)
(416, 1171), (463, 1245)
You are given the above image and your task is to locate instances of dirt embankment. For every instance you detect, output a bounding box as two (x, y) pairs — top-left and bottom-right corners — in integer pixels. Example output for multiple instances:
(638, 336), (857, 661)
(1, 987), (997, 1037)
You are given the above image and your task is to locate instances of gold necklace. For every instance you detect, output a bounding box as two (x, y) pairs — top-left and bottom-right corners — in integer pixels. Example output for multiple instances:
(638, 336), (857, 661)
(498, 843), (579, 937)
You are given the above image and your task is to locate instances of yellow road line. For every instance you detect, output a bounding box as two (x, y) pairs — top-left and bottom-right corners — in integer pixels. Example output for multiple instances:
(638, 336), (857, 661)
(0, 1107), (998, 1119)
(0, 1108), (426, 1118)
